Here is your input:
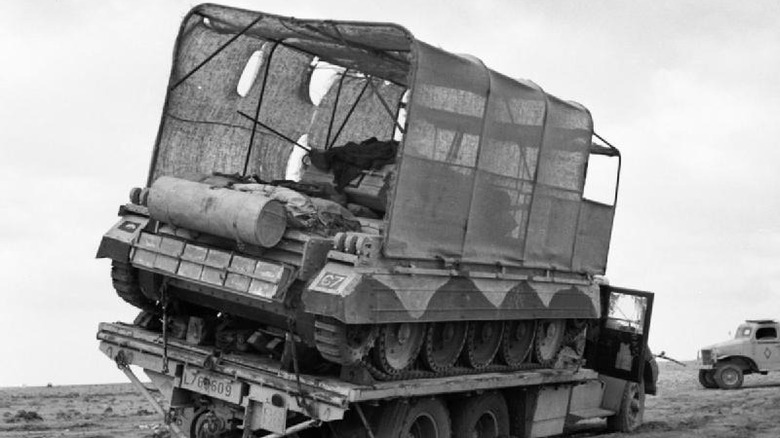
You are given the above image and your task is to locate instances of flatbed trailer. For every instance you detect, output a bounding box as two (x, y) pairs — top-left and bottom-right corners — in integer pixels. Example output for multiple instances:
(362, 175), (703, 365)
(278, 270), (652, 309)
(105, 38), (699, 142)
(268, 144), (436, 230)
(97, 318), (653, 438)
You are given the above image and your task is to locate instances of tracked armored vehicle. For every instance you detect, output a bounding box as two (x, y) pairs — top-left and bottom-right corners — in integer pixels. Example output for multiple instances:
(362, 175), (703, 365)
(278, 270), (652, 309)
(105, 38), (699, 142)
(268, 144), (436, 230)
(98, 4), (625, 381)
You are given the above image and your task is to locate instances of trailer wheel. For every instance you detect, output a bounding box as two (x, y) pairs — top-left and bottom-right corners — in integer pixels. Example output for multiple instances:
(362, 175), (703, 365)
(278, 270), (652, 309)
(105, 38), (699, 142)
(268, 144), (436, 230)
(606, 380), (645, 432)
(714, 363), (743, 390)
(376, 398), (451, 438)
(698, 370), (718, 389)
(451, 392), (510, 438)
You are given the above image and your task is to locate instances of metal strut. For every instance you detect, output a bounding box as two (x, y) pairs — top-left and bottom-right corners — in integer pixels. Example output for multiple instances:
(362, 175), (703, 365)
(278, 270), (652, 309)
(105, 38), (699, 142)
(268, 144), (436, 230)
(170, 13), (265, 92)
(327, 79), (370, 149)
(237, 110), (311, 153)
(243, 41), (282, 175)
(364, 77), (405, 135)
(115, 354), (186, 438)
(355, 403), (377, 438)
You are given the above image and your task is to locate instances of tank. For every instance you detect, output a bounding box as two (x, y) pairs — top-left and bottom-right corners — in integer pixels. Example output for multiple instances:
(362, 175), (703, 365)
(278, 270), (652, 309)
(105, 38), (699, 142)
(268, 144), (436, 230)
(97, 4), (623, 380)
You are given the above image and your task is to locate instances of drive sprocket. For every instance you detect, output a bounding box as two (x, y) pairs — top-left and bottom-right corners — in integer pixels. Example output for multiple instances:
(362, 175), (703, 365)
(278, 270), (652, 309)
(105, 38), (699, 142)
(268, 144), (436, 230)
(314, 317), (377, 366)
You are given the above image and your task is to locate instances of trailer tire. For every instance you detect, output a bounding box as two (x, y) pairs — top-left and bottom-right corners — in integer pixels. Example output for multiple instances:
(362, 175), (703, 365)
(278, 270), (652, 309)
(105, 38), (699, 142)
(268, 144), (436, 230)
(698, 370), (718, 389)
(376, 398), (451, 438)
(606, 380), (645, 432)
(451, 392), (509, 438)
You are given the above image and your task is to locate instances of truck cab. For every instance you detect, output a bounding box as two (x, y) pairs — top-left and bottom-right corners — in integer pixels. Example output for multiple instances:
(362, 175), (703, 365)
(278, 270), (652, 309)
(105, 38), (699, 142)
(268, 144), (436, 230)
(697, 319), (780, 389)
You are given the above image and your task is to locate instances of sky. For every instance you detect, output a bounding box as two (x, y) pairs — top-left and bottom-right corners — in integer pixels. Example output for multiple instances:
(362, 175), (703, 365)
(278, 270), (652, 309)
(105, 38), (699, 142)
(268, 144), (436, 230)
(1, 0), (779, 386)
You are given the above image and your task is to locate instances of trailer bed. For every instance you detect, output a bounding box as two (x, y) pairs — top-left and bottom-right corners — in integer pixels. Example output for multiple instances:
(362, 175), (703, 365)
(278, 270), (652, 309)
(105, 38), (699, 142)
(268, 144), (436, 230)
(97, 322), (597, 422)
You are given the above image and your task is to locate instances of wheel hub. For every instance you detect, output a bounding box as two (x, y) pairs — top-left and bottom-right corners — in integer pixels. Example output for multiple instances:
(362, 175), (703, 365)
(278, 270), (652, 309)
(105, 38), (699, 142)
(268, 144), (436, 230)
(499, 320), (535, 367)
(397, 324), (412, 345)
(373, 323), (426, 374)
(534, 319), (565, 367)
(464, 321), (504, 369)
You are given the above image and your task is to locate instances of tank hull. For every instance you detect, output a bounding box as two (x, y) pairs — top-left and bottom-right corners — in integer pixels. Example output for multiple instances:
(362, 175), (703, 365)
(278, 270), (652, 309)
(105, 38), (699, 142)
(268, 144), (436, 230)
(303, 263), (599, 324)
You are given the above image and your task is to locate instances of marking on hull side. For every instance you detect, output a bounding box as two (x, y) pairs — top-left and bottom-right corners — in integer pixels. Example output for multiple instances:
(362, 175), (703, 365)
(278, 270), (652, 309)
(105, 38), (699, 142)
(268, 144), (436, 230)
(471, 279), (514, 308)
(374, 276), (449, 319)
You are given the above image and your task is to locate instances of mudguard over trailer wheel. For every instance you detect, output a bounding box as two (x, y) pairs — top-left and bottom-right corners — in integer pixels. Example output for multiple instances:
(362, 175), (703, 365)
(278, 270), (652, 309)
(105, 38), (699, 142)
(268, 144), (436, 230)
(450, 392), (510, 438)
(376, 398), (451, 438)
(606, 381), (645, 432)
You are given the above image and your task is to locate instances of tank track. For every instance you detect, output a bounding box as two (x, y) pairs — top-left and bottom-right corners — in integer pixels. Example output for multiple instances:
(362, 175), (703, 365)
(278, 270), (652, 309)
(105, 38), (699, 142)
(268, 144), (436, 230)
(111, 261), (157, 311)
(317, 318), (589, 381)
(314, 317), (377, 366)
(360, 355), (544, 381)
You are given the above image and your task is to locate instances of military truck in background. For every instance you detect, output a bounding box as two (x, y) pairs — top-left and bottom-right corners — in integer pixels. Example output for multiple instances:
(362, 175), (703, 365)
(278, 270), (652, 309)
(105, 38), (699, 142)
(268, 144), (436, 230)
(697, 319), (780, 389)
(96, 4), (657, 436)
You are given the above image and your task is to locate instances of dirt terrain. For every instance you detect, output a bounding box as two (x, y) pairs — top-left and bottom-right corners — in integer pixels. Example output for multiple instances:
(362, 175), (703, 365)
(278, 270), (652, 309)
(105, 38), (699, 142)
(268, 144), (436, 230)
(2, 361), (779, 438)
(571, 361), (780, 438)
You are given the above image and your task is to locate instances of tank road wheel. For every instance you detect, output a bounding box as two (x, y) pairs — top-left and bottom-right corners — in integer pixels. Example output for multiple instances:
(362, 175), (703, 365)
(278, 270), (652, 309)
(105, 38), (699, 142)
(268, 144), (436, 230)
(450, 392), (510, 438)
(421, 322), (468, 372)
(714, 363), (744, 390)
(534, 319), (565, 367)
(314, 317), (377, 366)
(607, 380), (645, 432)
(463, 321), (504, 369)
(372, 323), (426, 374)
(499, 320), (536, 367)
(698, 369), (718, 389)
(377, 398), (452, 438)
(111, 261), (157, 311)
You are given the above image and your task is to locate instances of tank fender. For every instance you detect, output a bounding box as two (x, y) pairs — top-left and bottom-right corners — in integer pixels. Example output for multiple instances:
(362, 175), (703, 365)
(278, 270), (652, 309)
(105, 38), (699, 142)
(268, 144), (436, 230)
(303, 263), (365, 323)
(96, 215), (150, 261)
(303, 263), (600, 324)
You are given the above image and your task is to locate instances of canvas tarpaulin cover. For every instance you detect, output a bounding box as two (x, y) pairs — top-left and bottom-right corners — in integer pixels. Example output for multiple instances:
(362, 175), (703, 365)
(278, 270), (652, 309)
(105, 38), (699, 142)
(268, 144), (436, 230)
(385, 42), (613, 274)
(148, 4), (411, 184)
(149, 4), (614, 275)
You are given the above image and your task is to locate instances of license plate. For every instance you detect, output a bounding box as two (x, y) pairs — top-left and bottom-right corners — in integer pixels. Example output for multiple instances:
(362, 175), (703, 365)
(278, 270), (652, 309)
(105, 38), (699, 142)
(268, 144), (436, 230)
(259, 403), (287, 434)
(180, 367), (244, 404)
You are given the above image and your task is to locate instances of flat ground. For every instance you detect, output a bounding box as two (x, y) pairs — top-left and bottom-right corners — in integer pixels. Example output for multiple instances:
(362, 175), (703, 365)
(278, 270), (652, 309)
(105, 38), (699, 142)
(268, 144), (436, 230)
(572, 361), (780, 438)
(2, 361), (779, 437)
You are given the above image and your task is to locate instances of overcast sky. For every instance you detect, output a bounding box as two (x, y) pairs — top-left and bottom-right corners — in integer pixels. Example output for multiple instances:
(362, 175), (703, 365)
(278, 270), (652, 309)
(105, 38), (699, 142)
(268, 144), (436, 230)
(1, 0), (779, 386)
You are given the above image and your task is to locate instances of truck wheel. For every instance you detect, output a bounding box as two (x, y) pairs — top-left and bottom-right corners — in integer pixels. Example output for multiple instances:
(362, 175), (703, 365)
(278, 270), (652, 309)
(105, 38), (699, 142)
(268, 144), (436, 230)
(714, 363), (744, 389)
(376, 398), (451, 438)
(698, 370), (718, 389)
(606, 380), (645, 432)
(450, 392), (510, 438)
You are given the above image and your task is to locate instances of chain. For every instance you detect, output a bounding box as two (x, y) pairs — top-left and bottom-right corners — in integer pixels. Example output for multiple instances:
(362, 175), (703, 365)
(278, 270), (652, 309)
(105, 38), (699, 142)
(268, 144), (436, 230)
(160, 278), (170, 374)
(286, 318), (314, 417)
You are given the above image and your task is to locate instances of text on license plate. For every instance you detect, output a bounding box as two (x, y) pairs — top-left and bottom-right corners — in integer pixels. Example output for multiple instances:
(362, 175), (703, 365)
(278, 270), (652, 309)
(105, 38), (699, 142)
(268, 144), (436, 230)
(181, 367), (244, 404)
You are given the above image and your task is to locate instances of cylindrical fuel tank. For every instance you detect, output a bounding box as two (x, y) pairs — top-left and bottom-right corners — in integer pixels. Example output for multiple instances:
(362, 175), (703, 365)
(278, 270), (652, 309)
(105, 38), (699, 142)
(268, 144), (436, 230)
(147, 176), (286, 248)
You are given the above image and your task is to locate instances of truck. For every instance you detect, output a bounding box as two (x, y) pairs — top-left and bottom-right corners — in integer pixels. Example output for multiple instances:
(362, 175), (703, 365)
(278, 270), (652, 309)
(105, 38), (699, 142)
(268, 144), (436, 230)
(697, 319), (780, 390)
(98, 283), (656, 437)
(96, 4), (658, 437)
